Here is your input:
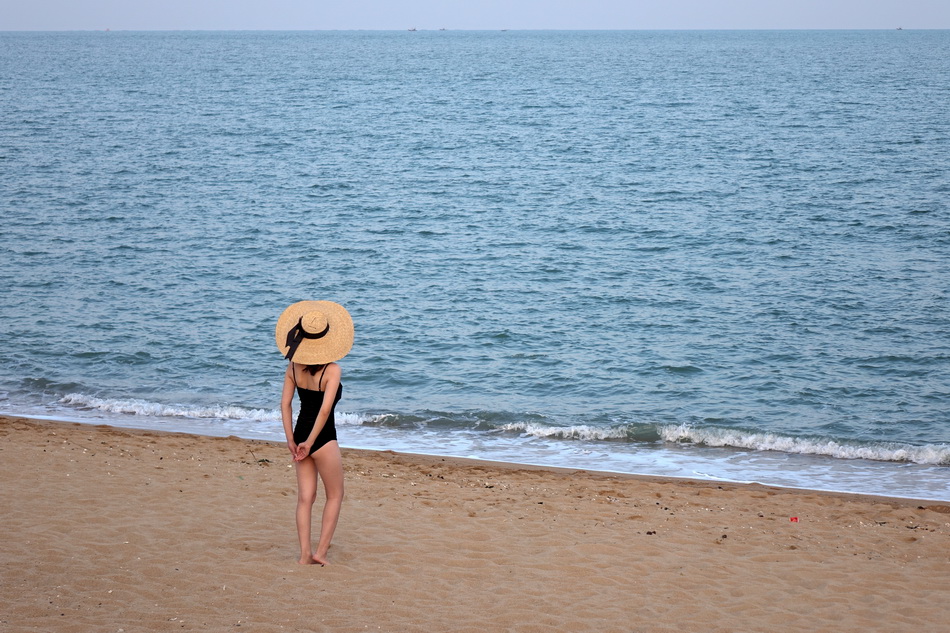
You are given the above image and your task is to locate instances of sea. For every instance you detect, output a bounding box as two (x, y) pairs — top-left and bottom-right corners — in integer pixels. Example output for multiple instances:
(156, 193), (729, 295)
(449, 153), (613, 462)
(2, 30), (949, 501)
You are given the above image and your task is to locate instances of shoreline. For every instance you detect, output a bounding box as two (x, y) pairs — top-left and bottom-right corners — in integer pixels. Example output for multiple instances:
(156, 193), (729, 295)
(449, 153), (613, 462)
(10, 413), (931, 504)
(3, 414), (950, 632)
(5, 410), (949, 504)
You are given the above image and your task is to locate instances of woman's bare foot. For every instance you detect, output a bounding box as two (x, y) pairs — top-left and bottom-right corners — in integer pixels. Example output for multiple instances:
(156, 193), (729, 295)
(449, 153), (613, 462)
(312, 552), (329, 566)
(297, 556), (320, 565)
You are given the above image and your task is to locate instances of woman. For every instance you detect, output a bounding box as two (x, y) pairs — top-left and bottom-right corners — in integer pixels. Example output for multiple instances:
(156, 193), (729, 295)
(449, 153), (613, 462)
(276, 300), (354, 565)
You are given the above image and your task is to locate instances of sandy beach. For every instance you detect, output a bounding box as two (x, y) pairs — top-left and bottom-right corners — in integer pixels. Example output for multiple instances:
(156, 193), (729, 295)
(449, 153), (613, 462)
(1, 415), (948, 632)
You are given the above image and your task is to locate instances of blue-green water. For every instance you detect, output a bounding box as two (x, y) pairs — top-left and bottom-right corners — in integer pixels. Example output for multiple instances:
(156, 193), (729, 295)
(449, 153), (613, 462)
(2, 30), (949, 499)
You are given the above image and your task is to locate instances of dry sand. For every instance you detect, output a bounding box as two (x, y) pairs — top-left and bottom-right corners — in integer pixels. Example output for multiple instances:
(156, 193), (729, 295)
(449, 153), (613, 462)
(1, 415), (948, 632)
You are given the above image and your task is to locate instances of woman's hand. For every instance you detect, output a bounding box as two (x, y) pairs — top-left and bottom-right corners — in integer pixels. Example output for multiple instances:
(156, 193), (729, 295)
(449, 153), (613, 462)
(287, 440), (298, 457)
(293, 441), (313, 461)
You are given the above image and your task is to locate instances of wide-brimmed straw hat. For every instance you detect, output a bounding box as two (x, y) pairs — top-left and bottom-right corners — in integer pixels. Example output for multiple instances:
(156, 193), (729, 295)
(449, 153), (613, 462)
(275, 300), (354, 365)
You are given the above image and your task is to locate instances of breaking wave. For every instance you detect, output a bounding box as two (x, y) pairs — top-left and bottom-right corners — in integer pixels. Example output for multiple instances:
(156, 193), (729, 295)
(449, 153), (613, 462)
(657, 424), (950, 466)
(497, 420), (949, 465)
(59, 393), (367, 426)
(497, 422), (638, 441)
(58, 393), (950, 466)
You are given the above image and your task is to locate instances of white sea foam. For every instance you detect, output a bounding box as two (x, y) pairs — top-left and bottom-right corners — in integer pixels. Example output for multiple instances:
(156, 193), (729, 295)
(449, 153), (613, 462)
(498, 422), (630, 441)
(658, 423), (950, 466)
(60, 393), (366, 426)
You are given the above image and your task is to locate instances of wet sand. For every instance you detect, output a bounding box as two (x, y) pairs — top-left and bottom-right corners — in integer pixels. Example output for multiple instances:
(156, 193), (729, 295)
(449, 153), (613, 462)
(2, 415), (948, 632)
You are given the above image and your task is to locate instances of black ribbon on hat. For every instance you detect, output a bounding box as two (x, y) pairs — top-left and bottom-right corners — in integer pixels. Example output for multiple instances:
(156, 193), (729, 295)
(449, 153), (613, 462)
(284, 317), (330, 361)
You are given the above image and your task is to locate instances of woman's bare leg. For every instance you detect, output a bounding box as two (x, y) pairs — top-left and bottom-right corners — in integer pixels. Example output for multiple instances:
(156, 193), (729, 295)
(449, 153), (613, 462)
(294, 456), (319, 564)
(311, 440), (344, 565)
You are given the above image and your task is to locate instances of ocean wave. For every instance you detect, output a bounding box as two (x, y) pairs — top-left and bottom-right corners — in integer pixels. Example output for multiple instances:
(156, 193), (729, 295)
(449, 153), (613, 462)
(658, 424), (950, 466)
(61, 393), (278, 421)
(57, 393), (950, 466)
(497, 422), (635, 441)
(59, 393), (367, 426)
(495, 418), (950, 465)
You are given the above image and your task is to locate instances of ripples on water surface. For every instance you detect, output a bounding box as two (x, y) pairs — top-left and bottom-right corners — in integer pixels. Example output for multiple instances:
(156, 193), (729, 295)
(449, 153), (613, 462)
(1, 30), (948, 499)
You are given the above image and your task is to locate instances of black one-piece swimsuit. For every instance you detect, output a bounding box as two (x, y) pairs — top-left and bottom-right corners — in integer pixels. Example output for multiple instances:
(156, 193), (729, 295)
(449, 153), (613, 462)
(292, 364), (342, 456)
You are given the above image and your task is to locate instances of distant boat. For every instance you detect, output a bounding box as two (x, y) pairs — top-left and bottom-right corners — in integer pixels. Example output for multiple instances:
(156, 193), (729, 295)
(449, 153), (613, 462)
(896, 27), (903, 30)
(408, 27), (417, 32)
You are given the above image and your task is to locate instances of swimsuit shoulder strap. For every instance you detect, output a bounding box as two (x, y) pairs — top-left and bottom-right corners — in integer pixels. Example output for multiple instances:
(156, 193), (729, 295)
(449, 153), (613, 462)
(317, 363), (329, 391)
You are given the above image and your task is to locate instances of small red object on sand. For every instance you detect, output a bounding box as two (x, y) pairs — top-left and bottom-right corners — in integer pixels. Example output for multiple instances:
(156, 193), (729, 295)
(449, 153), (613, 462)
(790, 517), (799, 522)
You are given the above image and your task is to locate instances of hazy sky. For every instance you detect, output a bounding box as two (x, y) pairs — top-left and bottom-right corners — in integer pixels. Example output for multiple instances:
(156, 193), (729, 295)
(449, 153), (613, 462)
(4, 0), (948, 31)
